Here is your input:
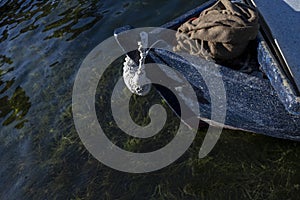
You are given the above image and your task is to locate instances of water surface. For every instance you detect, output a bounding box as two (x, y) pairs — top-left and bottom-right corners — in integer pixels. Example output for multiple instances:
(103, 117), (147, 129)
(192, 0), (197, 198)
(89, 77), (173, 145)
(0, 0), (299, 199)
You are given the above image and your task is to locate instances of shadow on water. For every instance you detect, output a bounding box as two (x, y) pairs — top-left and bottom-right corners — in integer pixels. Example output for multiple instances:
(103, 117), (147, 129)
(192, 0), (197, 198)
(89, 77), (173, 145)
(0, 0), (299, 199)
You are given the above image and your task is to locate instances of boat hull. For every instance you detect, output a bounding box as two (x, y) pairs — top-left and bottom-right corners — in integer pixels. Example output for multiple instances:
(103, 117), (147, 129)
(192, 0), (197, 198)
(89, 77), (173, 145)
(114, 0), (300, 141)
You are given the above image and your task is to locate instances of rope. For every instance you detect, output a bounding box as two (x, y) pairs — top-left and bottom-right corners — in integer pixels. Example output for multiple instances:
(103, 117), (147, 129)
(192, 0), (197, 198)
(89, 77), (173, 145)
(123, 31), (164, 96)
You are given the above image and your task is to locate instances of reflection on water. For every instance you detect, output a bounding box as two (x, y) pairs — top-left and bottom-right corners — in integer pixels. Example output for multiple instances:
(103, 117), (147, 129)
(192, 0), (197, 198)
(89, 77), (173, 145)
(0, 0), (103, 41)
(0, 0), (299, 199)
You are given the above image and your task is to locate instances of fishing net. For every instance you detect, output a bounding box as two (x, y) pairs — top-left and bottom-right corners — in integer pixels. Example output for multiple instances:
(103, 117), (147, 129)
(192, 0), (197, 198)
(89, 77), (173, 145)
(174, 0), (259, 60)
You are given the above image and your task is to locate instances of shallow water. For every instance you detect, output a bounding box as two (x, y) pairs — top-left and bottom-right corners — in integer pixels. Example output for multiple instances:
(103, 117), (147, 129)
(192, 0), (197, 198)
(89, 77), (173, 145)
(0, 0), (299, 199)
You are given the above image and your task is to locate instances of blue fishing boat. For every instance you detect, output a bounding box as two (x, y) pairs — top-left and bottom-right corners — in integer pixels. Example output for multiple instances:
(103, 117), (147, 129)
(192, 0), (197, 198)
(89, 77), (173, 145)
(114, 0), (300, 141)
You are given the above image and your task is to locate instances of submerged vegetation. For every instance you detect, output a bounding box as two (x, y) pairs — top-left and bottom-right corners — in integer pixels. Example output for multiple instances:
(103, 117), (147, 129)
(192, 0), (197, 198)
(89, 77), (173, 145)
(0, 0), (299, 199)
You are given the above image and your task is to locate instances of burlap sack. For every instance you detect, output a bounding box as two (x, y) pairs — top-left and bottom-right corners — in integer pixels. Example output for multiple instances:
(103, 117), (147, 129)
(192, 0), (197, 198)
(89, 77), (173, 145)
(174, 0), (259, 60)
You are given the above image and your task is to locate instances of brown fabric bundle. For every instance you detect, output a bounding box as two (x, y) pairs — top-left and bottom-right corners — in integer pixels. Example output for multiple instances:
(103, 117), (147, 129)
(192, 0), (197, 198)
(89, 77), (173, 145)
(174, 0), (259, 60)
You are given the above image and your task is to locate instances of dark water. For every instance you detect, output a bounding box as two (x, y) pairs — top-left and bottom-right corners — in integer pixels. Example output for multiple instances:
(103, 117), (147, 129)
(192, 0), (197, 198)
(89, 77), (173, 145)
(0, 0), (299, 199)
